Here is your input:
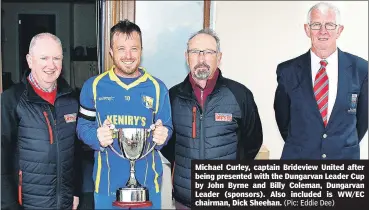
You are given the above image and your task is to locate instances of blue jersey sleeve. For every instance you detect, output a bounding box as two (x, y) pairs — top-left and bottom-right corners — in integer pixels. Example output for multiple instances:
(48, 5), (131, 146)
(154, 82), (173, 150)
(76, 77), (101, 151)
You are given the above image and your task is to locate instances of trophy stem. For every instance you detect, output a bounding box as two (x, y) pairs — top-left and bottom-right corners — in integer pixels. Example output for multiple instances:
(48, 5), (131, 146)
(126, 160), (141, 188)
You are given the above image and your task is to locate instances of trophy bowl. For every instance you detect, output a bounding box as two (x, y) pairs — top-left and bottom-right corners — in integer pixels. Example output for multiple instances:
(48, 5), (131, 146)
(109, 128), (157, 208)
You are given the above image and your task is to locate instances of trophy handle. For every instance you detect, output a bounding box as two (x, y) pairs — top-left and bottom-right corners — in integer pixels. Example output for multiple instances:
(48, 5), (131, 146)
(108, 142), (157, 160)
(139, 142), (157, 160)
(109, 144), (129, 160)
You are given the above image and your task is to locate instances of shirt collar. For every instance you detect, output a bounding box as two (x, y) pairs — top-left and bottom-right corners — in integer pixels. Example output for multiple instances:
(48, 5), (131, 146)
(310, 48), (338, 67)
(28, 72), (57, 92)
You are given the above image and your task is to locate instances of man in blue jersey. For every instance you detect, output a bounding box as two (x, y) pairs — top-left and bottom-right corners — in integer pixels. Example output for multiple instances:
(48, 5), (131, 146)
(76, 19), (173, 209)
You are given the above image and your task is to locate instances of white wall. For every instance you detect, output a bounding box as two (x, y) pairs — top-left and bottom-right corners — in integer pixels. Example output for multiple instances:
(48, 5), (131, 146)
(214, 1), (368, 159)
(2, 3), (71, 84)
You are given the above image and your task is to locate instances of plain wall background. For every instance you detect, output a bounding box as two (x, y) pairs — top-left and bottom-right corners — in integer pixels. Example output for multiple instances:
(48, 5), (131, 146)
(213, 1), (368, 159)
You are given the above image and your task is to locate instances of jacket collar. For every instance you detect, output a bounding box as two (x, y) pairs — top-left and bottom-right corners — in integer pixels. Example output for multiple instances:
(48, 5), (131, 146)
(21, 70), (73, 103)
(177, 68), (226, 99)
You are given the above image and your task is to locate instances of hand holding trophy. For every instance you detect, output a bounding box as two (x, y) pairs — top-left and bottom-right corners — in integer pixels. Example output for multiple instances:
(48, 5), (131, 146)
(106, 123), (157, 208)
(150, 119), (169, 146)
(97, 119), (114, 147)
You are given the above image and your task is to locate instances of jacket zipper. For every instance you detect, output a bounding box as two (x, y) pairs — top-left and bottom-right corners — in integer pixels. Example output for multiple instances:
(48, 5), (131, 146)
(177, 92), (208, 159)
(43, 112), (54, 144)
(200, 90), (204, 107)
(45, 108), (61, 209)
(200, 90), (205, 159)
(192, 107), (196, 139)
(51, 108), (61, 210)
(18, 170), (22, 205)
(200, 111), (205, 159)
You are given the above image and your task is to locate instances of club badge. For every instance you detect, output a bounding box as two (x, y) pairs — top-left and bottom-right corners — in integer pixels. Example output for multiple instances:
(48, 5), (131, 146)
(215, 113), (232, 122)
(142, 95), (154, 109)
(348, 93), (358, 114)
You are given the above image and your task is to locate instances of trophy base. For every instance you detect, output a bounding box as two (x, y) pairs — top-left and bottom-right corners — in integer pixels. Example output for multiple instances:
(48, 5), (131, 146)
(113, 187), (152, 208)
(113, 201), (152, 208)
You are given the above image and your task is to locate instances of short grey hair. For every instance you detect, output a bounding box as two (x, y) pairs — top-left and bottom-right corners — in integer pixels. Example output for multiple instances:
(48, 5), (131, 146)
(307, 2), (342, 25)
(28, 32), (63, 54)
(187, 28), (221, 52)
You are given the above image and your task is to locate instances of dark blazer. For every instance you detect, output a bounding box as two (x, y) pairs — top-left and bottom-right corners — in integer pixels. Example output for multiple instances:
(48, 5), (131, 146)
(274, 48), (368, 159)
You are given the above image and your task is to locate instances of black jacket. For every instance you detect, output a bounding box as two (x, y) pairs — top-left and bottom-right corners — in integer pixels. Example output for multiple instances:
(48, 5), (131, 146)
(1, 71), (81, 210)
(161, 70), (263, 207)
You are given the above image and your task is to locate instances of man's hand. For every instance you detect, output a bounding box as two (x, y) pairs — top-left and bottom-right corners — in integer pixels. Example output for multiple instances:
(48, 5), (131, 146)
(151, 119), (169, 145)
(97, 119), (113, 147)
(72, 196), (79, 210)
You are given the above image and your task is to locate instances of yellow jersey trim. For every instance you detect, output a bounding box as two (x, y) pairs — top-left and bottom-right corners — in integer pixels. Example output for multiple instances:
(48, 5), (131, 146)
(108, 66), (149, 90)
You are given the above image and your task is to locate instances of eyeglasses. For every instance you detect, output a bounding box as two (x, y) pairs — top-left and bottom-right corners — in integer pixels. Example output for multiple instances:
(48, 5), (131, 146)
(309, 22), (338, 30)
(187, 49), (217, 56)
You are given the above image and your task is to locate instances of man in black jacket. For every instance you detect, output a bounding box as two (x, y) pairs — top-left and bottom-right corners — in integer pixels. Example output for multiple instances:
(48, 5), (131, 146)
(161, 28), (263, 209)
(1, 33), (81, 209)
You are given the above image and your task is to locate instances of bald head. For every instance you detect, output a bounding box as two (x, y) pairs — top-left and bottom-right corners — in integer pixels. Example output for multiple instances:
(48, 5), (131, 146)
(28, 33), (63, 55)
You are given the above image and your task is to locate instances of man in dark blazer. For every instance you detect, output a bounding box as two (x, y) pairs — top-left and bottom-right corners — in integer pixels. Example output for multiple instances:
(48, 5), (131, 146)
(274, 2), (368, 160)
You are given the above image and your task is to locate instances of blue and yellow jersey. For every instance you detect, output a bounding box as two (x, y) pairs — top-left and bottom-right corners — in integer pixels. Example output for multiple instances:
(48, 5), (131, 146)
(76, 66), (173, 196)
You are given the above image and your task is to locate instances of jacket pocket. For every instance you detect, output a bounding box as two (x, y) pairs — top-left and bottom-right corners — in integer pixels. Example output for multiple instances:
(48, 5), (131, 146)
(43, 111), (54, 144)
(18, 170), (22, 205)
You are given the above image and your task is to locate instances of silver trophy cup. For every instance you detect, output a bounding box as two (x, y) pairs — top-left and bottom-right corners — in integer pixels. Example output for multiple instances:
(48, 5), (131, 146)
(109, 128), (156, 208)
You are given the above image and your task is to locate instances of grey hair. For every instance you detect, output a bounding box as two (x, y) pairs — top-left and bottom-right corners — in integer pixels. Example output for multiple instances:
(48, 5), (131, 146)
(307, 2), (342, 25)
(28, 33), (63, 54)
(187, 28), (221, 52)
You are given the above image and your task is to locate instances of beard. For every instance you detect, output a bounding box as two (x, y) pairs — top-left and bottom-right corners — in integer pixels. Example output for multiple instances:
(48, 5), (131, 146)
(114, 59), (139, 76)
(193, 62), (211, 80)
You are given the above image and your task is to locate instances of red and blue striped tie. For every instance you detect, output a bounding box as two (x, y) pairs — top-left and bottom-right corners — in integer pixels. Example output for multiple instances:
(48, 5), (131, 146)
(314, 60), (329, 127)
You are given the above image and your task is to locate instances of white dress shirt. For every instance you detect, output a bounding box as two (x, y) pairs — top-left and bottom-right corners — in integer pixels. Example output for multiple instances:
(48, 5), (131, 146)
(310, 49), (338, 123)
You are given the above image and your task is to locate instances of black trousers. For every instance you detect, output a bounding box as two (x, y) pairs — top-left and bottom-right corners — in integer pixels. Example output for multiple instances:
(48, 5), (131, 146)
(78, 192), (94, 210)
